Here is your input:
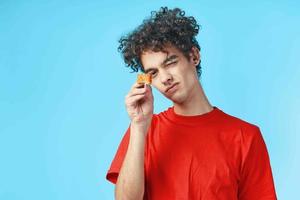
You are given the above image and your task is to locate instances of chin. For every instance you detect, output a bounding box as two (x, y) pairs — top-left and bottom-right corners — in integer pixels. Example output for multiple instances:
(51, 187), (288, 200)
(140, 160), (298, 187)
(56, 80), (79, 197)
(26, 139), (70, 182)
(169, 93), (187, 104)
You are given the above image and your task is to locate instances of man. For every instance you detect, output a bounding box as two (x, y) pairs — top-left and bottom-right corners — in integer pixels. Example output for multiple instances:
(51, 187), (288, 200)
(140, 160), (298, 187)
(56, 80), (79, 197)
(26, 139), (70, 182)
(106, 7), (277, 200)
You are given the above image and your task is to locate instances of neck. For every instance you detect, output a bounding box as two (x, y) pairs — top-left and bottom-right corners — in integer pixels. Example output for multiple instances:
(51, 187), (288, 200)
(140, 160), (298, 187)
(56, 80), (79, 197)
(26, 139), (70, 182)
(173, 82), (213, 116)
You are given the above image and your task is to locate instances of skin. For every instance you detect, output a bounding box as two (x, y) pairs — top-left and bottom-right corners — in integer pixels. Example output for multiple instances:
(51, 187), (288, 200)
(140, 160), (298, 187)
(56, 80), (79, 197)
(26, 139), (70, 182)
(141, 43), (213, 116)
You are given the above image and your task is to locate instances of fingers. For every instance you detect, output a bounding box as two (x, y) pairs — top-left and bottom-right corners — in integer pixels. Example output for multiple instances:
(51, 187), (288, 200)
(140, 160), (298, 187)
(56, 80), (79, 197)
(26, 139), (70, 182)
(128, 82), (153, 97)
(131, 82), (146, 90)
(127, 86), (147, 98)
(126, 83), (145, 102)
(145, 83), (152, 92)
(125, 82), (153, 105)
(125, 93), (146, 105)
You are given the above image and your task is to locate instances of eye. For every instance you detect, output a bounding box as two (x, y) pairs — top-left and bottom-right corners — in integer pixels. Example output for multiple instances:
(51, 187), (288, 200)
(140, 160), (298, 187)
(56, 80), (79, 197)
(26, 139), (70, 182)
(167, 61), (178, 66)
(149, 71), (157, 77)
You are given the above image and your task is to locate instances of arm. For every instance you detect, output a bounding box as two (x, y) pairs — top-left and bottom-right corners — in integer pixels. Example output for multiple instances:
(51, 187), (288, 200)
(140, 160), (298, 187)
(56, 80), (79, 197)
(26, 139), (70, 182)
(115, 82), (153, 199)
(115, 121), (150, 200)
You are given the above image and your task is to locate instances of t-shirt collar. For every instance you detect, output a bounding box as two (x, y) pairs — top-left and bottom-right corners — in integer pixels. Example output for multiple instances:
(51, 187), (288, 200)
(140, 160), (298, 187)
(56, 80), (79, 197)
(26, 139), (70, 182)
(165, 105), (222, 126)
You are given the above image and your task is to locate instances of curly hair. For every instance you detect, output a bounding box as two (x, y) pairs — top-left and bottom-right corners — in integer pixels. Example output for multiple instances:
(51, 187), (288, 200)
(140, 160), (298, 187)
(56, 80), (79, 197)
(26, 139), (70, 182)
(118, 6), (202, 78)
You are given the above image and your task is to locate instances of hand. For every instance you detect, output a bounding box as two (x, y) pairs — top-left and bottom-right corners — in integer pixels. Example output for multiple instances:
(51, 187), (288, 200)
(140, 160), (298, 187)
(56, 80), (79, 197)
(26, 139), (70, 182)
(125, 82), (154, 125)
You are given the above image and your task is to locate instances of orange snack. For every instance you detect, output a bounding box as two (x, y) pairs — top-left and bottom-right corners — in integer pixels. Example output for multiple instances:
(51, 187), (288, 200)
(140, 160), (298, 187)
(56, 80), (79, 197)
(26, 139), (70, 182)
(137, 73), (152, 84)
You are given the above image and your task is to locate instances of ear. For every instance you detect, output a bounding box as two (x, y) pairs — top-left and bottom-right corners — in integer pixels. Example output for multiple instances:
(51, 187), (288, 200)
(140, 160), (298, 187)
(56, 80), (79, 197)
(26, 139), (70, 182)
(189, 46), (200, 66)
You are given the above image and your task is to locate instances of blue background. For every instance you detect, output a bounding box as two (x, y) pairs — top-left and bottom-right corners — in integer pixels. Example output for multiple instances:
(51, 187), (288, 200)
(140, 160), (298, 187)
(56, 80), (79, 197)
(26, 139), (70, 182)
(1, 1), (299, 199)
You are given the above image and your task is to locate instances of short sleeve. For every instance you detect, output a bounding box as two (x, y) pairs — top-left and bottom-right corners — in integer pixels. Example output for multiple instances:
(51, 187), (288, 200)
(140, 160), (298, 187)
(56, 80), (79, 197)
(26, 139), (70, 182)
(238, 126), (277, 200)
(105, 125), (131, 184)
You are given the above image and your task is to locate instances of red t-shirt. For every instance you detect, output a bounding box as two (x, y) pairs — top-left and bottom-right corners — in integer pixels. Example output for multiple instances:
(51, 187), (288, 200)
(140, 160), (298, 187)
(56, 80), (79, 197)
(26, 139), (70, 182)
(106, 106), (277, 199)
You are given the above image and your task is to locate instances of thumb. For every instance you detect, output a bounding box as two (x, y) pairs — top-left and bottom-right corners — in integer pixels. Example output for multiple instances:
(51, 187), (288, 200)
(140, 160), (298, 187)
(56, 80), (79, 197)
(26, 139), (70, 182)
(145, 83), (152, 91)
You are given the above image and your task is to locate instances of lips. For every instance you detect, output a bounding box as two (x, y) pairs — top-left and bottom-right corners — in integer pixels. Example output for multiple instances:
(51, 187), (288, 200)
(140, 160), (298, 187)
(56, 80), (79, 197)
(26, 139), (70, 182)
(165, 83), (178, 93)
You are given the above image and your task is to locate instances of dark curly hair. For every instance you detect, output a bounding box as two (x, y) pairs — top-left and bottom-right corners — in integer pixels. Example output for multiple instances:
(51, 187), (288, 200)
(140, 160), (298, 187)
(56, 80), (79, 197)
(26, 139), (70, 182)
(118, 6), (202, 78)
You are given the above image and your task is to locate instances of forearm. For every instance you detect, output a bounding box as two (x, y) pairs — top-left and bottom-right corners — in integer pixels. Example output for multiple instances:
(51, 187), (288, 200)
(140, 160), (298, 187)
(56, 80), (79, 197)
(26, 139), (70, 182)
(115, 122), (150, 200)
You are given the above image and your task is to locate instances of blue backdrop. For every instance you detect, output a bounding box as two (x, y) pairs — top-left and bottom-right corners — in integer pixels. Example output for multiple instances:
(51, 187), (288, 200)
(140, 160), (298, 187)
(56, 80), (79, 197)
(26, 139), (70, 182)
(0, 1), (299, 199)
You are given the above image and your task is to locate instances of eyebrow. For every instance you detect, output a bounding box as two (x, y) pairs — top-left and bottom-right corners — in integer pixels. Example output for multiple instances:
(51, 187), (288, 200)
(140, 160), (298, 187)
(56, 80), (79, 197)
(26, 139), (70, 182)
(144, 54), (178, 73)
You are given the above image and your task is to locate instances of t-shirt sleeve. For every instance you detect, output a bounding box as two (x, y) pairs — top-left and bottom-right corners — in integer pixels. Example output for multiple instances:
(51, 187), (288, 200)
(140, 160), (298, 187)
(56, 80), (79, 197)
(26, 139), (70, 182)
(238, 126), (277, 200)
(105, 125), (131, 184)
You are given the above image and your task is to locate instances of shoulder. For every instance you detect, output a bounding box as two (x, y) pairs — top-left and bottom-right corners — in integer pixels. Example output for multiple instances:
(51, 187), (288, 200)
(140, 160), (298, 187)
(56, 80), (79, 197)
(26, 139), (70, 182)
(152, 108), (169, 123)
(217, 109), (262, 138)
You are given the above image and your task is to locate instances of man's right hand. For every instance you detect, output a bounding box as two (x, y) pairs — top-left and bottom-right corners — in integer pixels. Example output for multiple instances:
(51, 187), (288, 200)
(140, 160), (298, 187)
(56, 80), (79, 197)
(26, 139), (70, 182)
(125, 82), (154, 126)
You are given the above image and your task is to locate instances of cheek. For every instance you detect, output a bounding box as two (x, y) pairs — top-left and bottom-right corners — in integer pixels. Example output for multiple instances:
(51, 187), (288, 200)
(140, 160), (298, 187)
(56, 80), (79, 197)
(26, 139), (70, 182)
(183, 73), (197, 90)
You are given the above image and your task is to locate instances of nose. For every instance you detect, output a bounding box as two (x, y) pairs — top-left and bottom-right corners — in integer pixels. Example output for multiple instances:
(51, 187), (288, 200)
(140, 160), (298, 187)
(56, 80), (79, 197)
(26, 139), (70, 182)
(160, 70), (173, 86)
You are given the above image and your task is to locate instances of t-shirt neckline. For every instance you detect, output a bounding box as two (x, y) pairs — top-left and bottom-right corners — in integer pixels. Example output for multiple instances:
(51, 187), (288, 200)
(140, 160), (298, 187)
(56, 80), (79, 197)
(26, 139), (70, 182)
(166, 105), (222, 126)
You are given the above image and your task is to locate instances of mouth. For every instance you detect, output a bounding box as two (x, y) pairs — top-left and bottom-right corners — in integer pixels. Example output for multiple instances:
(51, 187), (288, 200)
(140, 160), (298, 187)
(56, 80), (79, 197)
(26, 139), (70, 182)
(165, 83), (179, 94)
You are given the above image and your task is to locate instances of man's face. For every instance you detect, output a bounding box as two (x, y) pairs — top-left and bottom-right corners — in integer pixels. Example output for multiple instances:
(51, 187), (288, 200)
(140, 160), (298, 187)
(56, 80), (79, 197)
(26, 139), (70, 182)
(141, 45), (200, 104)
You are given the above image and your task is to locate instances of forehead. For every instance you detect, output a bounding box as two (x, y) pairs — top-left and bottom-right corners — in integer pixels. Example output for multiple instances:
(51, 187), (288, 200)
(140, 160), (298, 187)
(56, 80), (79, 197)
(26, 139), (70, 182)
(140, 45), (182, 70)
